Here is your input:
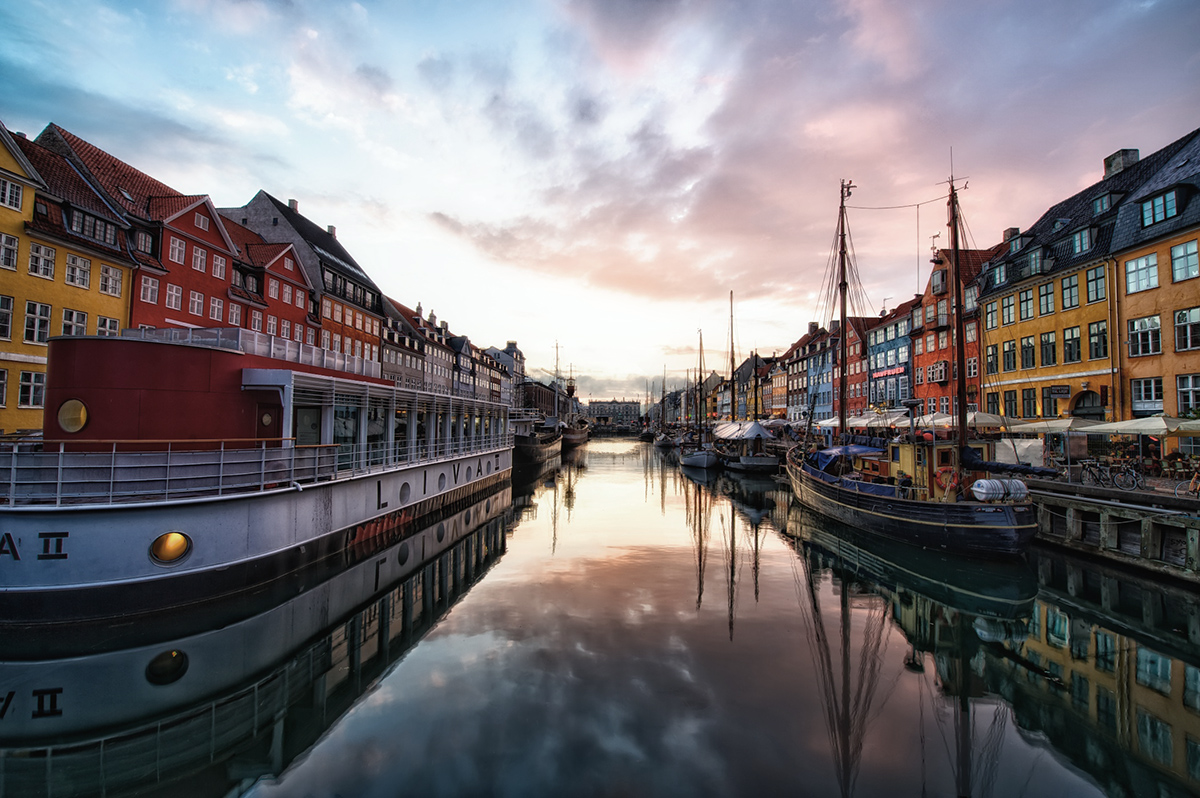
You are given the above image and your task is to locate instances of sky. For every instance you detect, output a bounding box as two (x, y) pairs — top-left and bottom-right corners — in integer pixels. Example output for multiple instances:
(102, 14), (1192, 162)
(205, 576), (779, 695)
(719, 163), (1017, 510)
(2, 0), (1198, 402)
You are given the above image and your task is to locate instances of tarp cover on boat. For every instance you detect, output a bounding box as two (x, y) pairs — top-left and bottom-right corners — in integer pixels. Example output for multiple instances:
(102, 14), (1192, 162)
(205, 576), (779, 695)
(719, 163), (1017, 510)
(961, 445), (1058, 478)
(713, 421), (776, 441)
(811, 444), (884, 471)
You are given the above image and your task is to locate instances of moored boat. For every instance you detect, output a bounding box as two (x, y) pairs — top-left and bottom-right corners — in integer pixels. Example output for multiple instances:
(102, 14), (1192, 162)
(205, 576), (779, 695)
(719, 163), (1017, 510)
(713, 421), (780, 473)
(0, 328), (513, 625)
(512, 410), (563, 465)
(788, 179), (1052, 558)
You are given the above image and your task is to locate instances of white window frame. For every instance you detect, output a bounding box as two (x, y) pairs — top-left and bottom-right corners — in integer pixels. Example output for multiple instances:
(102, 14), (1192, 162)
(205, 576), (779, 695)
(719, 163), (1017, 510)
(165, 284), (183, 311)
(1172, 240), (1198, 283)
(0, 178), (23, 210)
(99, 264), (122, 297)
(61, 308), (87, 336)
(24, 301), (51, 344)
(192, 247), (206, 273)
(228, 303), (242, 326)
(140, 276), (159, 304)
(169, 237), (185, 265)
(65, 254), (91, 288)
(268, 278), (279, 299)
(212, 254), (226, 280)
(97, 316), (120, 336)
(28, 243), (55, 278)
(282, 284), (292, 304)
(251, 310), (263, 332)
(266, 315), (277, 336)
(1, 233), (18, 270)
(18, 370), (45, 408)
(1125, 254), (1158, 294)
(188, 290), (204, 316)
(195, 212), (209, 231)
(0, 295), (11, 340)
(209, 297), (223, 320)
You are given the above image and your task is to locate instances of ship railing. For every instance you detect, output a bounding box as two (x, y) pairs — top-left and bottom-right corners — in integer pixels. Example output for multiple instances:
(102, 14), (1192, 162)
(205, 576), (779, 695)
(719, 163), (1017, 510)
(0, 433), (514, 507)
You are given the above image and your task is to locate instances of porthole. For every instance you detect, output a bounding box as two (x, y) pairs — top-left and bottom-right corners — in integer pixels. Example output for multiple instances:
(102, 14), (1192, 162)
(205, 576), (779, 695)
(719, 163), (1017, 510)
(261, 412), (274, 427)
(145, 649), (189, 685)
(150, 531), (192, 564)
(400, 483), (411, 504)
(464, 509), (471, 524)
(466, 467), (472, 481)
(436, 522), (446, 543)
(438, 473), (447, 491)
(57, 399), (88, 433)
(398, 541), (410, 565)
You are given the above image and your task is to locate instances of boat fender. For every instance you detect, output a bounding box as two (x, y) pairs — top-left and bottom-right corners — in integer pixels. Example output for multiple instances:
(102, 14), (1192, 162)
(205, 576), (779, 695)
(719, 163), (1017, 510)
(291, 481), (303, 492)
(970, 479), (1029, 502)
(934, 467), (960, 491)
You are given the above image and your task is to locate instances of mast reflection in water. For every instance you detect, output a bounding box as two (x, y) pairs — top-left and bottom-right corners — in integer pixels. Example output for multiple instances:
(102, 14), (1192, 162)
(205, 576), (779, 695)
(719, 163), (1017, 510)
(7, 440), (1200, 796)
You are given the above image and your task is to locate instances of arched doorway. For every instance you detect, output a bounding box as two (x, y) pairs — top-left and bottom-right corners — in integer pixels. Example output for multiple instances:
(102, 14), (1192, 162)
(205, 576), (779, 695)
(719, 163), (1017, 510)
(1072, 390), (1105, 420)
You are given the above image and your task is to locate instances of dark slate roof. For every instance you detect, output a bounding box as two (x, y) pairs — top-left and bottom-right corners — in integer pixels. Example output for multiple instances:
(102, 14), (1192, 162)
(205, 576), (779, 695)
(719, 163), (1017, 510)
(1111, 130), (1200, 253)
(13, 135), (126, 226)
(978, 127), (1199, 297)
(260, 192), (378, 288)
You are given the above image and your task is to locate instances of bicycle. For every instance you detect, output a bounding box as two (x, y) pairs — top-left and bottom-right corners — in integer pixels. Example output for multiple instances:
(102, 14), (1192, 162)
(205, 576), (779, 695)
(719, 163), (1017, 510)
(1078, 459), (1112, 487)
(1176, 472), (1200, 499)
(1111, 463), (1144, 491)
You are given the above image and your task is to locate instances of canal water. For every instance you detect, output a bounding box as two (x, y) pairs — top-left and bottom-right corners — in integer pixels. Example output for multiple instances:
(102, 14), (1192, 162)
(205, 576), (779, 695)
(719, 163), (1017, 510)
(4, 438), (1199, 797)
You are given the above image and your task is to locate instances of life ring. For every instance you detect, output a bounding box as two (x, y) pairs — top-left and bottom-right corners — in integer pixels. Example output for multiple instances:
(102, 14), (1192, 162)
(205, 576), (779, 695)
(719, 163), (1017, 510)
(935, 466), (960, 491)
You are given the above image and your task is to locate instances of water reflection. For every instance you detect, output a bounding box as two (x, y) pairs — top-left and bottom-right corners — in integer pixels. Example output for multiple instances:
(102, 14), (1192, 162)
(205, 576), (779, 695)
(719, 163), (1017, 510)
(0, 483), (515, 797)
(4, 441), (1200, 797)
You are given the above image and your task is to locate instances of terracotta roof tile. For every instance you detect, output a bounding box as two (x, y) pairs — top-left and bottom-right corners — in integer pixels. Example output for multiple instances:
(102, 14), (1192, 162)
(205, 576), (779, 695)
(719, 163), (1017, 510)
(13, 135), (125, 224)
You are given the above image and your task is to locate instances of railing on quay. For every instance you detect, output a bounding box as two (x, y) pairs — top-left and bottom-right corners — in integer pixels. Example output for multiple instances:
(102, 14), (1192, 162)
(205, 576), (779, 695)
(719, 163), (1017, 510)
(1, 433), (514, 507)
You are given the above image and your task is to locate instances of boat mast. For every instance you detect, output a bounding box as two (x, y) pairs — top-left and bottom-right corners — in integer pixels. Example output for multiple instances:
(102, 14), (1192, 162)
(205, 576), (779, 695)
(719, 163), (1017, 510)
(730, 291), (737, 421)
(949, 181), (969, 458)
(837, 180), (854, 435)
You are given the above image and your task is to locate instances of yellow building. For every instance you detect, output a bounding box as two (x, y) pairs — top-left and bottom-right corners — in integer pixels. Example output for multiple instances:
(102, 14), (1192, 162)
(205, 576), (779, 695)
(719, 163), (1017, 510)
(977, 134), (1200, 424)
(0, 122), (135, 434)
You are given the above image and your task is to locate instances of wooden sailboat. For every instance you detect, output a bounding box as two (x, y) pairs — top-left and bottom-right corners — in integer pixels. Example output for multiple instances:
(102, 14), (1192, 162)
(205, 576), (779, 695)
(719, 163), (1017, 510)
(715, 292), (780, 472)
(786, 179), (1048, 558)
(680, 331), (720, 468)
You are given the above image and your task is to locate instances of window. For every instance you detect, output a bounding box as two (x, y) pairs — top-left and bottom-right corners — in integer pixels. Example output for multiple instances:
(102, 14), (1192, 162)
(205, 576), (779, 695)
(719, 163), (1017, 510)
(0, 295), (11, 339)
(206, 297), (222, 320)
(1064, 326), (1082, 363)
(914, 367), (923, 385)
(212, 255), (226, 280)
(1137, 709), (1172, 766)
(296, 290), (305, 309)
(283, 284), (292, 304)
(1179, 374), (1200, 415)
(195, 212), (209, 231)
(165, 284), (183, 311)
(1001, 296), (1015, 325)
(69, 211), (116, 245)
(1128, 315), (1161, 356)
(136, 230), (153, 253)
(0, 177), (23, 210)
(914, 337), (924, 355)
(1132, 377), (1164, 415)
(169, 237), (185, 264)
(993, 263), (1007, 285)
(333, 333), (342, 353)
(1019, 290), (1034, 320)
(1086, 266), (1106, 302)
(64, 254), (91, 288)
(334, 304), (342, 323)
(1040, 331), (1057, 366)
(97, 316), (119, 336)
(986, 392), (999, 415)
(61, 309), (86, 336)
(1141, 190), (1177, 227)
(1, 233), (18, 270)
(925, 333), (935, 352)
(1037, 283), (1054, 316)
(99, 264), (122, 296)
(1089, 320), (1108, 359)
(284, 256), (294, 271)
(355, 312), (364, 330)
(964, 285), (978, 312)
(1072, 228), (1091, 254)
(965, 321), (977, 343)
(1176, 307), (1200, 351)
(251, 310), (263, 332)
(1041, 387), (1059, 418)
(1061, 275), (1079, 309)
(281, 319), (291, 339)
(321, 329), (330, 349)
(28, 243), (55, 278)
(192, 247), (207, 273)
(306, 327), (315, 346)
(1172, 240), (1198, 282)
(140, 276), (159, 304)
(295, 324), (304, 343)
(322, 298), (332, 319)
(18, 371), (45, 408)
(24, 301), (51, 343)
(1137, 647), (1173, 694)
(188, 290), (203, 316)
(986, 344), (999, 375)
(1093, 194), (1110, 215)
(938, 330), (948, 350)
(985, 302), (997, 329)
(228, 303), (242, 326)
(1125, 254), (1158, 293)
(1021, 336), (1035, 368)
(354, 339), (363, 357)
(1002, 340), (1016, 371)
(268, 278), (279, 299)
(266, 315), (277, 336)
(1004, 390), (1018, 417)
(966, 357), (978, 378)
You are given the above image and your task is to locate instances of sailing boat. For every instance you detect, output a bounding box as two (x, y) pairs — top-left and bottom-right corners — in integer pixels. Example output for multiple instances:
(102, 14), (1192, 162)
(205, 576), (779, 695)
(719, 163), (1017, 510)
(786, 179), (1050, 558)
(715, 294), (780, 472)
(680, 331), (720, 468)
(560, 366), (590, 448)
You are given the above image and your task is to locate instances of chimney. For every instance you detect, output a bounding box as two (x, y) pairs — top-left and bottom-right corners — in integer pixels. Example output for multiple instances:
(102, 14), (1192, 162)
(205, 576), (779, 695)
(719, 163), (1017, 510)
(288, 198), (298, 211)
(11, 131), (25, 139)
(808, 321), (819, 335)
(1104, 149), (1139, 179)
(1003, 227), (1020, 242)
(327, 225), (336, 238)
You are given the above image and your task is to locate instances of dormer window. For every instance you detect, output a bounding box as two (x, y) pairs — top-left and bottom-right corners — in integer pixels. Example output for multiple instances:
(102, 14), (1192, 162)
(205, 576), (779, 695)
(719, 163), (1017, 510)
(70, 211), (118, 246)
(195, 212), (209, 231)
(993, 263), (1007, 285)
(1142, 190), (1178, 227)
(136, 230), (153, 253)
(1092, 194), (1111, 215)
(1009, 237), (1022, 253)
(931, 269), (947, 294)
(1072, 228), (1092, 254)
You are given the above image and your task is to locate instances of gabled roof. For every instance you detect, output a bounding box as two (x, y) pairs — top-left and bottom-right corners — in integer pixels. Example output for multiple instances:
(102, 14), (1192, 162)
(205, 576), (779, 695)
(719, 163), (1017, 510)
(12, 134), (124, 226)
(258, 191), (375, 286)
(1111, 130), (1200, 253)
(36, 124), (182, 219)
(0, 120), (47, 190)
(147, 194), (206, 220)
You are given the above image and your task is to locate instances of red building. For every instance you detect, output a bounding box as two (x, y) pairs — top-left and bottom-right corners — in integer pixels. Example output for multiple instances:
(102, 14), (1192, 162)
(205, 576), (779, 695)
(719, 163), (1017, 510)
(223, 219), (318, 345)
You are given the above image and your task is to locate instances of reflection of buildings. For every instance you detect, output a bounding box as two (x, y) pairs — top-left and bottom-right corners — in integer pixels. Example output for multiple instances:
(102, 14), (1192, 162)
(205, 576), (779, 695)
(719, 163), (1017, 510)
(985, 549), (1200, 797)
(0, 486), (514, 796)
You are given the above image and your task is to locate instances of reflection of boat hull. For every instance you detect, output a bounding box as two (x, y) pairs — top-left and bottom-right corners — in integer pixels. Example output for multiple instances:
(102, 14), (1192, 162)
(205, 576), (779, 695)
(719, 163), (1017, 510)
(788, 506), (1037, 620)
(787, 453), (1036, 558)
(679, 447), (719, 468)
(718, 452), (778, 473)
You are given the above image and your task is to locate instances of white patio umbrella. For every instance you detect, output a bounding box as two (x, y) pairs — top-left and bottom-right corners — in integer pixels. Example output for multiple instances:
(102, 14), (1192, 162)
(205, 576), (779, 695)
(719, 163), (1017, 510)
(1007, 417), (1102, 433)
(965, 411), (1015, 428)
(914, 412), (955, 427)
(1083, 415), (1200, 435)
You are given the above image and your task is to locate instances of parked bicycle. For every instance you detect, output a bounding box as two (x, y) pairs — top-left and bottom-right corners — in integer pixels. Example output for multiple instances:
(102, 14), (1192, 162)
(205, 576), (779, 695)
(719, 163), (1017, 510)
(1079, 459), (1143, 490)
(1176, 472), (1200, 499)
